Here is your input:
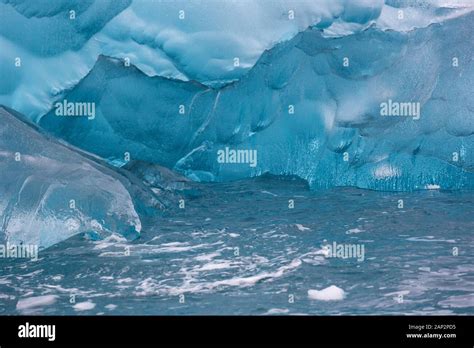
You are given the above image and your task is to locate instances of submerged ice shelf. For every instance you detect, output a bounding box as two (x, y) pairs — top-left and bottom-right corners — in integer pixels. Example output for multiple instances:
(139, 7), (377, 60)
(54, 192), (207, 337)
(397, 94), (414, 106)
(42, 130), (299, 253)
(39, 11), (474, 191)
(0, 106), (161, 249)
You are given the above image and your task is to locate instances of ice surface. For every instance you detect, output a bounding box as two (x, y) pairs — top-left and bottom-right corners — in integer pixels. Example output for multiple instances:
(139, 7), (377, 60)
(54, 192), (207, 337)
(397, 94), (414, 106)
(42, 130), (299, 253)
(73, 301), (96, 311)
(0, 106), (159, 249)
(39, 10), (474, 191)
(123, 160), (195, 195)
(308, 285), (346, 301)
(16, 294), (58, 311)
(2, 0), (472, 118)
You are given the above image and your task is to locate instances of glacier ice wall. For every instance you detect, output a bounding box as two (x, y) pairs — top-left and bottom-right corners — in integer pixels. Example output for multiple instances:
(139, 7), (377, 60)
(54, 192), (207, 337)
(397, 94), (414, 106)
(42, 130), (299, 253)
(0, 106), (160, 249)
(2, 0), (472, 118)
(39, 10), (474, 191)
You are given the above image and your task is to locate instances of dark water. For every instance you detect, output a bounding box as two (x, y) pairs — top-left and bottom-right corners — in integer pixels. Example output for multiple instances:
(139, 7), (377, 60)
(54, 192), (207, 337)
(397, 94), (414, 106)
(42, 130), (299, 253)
(1, 176), (473, 315)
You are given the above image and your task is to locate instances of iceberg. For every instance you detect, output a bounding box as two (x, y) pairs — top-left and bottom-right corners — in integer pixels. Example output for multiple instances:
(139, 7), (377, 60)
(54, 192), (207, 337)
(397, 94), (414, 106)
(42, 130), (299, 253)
(2, 0), (471, 119)
(39, 10), (474, 191)
(308, 285), (346, 301)
(0, 106), (159, 249)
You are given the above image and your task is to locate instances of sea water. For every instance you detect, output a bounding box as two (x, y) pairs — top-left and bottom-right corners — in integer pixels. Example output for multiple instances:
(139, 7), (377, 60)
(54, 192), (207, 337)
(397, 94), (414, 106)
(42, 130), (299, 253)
(0, 176), (472, 315)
